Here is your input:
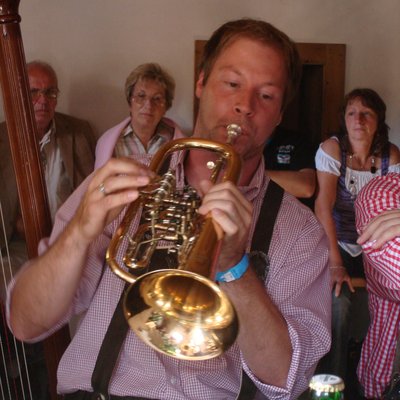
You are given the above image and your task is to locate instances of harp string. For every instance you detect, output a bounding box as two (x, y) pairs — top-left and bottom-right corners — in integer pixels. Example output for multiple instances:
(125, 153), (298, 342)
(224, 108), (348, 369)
(0, 201), (32, 400)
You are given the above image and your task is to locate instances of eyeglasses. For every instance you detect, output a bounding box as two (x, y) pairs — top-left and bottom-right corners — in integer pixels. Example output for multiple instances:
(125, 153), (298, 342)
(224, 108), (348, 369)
(131, 92), (166, 108)
(30, 88), (59, 101)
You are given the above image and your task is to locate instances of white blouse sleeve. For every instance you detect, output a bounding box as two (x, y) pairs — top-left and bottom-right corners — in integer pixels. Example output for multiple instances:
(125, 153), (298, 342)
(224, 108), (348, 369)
(315, 144), (341, 176)
(388, 163), (400, 173)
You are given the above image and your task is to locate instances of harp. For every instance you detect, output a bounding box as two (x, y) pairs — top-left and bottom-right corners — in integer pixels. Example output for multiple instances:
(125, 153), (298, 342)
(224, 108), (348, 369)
(0, 1), (70, 399)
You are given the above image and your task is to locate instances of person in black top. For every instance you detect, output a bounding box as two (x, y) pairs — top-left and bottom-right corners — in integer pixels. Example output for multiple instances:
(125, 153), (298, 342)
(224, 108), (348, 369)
(264, 126), (317, 208)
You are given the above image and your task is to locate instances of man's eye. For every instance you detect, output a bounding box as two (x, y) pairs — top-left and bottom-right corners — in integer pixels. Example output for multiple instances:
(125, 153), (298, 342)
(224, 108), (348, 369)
(260, 93), (272, 101)
(226, 81), (238, 88)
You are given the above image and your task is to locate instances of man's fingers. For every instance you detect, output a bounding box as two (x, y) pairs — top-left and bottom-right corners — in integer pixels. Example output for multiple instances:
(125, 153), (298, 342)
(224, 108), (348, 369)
(88, 157), (154, 194)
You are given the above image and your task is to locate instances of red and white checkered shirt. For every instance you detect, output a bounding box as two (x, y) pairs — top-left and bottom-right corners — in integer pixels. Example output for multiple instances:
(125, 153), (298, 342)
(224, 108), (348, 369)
(355, 172), (400, 398)
(8, 152), (331, 399)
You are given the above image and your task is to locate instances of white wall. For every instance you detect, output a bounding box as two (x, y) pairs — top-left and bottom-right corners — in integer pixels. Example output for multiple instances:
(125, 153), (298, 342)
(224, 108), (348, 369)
(3, 0), (399, 145)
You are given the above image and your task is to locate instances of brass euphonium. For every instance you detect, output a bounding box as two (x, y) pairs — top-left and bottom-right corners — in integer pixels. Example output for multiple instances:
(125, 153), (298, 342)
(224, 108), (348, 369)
(106, 124), (242, 360)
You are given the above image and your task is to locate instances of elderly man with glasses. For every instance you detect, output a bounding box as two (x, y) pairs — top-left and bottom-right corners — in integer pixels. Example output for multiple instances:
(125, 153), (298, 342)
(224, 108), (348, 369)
(0, 59), (96, 292)
(1, 60), (96, 225)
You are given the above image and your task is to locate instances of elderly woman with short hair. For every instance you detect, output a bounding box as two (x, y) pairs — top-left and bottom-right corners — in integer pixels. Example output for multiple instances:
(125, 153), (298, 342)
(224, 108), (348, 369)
(95, 63), (182, 169)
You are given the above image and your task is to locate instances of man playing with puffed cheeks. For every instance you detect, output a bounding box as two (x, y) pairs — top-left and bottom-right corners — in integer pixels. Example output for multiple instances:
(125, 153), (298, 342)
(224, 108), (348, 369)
(7, 19), (330, 399)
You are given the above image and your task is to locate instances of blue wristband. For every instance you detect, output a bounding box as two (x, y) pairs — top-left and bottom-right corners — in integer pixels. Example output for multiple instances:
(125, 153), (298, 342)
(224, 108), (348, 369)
(216, 254), (249, 282)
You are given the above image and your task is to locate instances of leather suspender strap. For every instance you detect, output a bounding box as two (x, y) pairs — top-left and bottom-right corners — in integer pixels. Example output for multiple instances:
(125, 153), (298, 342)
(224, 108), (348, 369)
(251, 180), (284, 255)
(90, 250), (175, 400)
(91, 285), (129, 400)
(237, 180), (284, 400)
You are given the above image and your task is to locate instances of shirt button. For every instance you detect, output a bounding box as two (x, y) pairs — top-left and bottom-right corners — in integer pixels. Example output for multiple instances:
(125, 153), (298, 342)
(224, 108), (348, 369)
(170, 376), (177, 384)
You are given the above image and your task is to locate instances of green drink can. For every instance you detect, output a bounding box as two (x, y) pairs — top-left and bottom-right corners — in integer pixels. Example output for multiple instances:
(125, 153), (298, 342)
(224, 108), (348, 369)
(309, 374), (345, 399)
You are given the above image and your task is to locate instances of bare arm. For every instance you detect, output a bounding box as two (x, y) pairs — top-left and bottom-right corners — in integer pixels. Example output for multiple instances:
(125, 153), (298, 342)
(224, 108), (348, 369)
(389, 143), (400, 165)
(198, 180), (290, 387)
(266, 168), (316, 198)
(222, 267), (291, 387)
(9, 158), (153, 340)
(10, 219), (90, 339)
(314, 169), (354, 296)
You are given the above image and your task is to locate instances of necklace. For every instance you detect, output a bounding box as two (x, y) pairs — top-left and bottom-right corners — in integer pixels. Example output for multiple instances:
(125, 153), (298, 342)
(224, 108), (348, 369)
(348, 154), (377, 199)
(371, 157), (377, 174)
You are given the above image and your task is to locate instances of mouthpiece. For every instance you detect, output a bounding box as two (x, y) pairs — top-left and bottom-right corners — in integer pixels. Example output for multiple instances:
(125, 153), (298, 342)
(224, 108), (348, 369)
(226, 124), (242, 143)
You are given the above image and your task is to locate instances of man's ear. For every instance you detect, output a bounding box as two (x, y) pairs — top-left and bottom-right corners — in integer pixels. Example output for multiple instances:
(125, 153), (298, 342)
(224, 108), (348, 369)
(195, 71), (205, 99)
(276, 112), (283, 127)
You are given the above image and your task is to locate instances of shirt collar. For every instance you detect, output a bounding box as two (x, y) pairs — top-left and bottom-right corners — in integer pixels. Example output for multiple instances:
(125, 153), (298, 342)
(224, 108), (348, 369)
(239, 156), (267, 202)
(39, 119), (56, 151)
(123, 120), (174, 147)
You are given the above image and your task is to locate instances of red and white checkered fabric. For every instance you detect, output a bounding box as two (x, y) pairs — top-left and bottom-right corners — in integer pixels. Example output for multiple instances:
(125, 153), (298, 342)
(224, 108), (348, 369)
(355, 173), (400, 398)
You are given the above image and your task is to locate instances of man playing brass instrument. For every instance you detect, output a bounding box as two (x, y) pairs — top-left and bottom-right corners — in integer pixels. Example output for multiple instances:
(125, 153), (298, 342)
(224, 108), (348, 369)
(7, 18), (331, 399)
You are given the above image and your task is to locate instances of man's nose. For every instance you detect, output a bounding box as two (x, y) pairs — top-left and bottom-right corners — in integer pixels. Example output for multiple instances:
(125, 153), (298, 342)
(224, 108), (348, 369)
(234, 91), (255, 116)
